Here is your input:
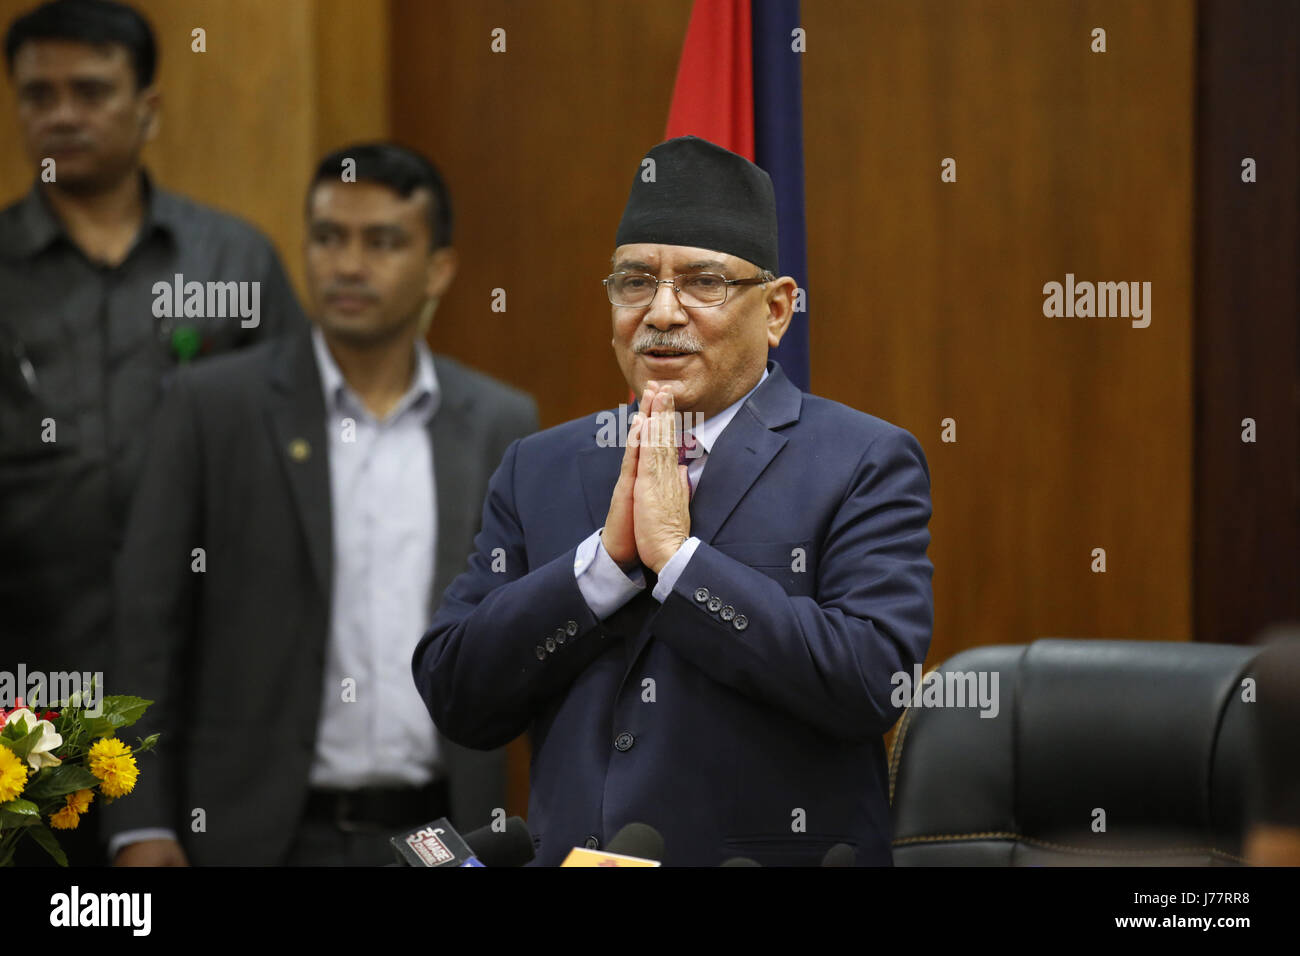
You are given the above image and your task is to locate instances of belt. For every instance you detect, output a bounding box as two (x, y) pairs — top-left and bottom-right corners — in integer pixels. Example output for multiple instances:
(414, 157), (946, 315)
(303, 780), (450, 832)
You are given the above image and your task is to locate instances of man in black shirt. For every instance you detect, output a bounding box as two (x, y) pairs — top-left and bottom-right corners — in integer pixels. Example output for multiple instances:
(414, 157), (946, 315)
(0, 0), (302, 864)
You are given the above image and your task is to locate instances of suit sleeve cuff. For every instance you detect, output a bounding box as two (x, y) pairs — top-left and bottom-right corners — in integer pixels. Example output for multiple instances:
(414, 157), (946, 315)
(574, 528), (646, 620)
(108, 828), (180, 859)
(652, 536), (701, 602)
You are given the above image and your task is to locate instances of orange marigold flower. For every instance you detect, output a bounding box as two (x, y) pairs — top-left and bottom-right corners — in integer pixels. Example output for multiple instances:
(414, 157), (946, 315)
(50, 805), (80, 830)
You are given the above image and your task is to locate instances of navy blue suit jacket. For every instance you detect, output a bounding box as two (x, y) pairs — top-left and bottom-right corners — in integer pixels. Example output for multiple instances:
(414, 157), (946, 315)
(413, 361), (933, 866)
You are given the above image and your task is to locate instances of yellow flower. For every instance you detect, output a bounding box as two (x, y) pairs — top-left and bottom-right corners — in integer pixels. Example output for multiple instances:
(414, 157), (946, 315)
(49, 805), (80, 830)
(89, 738), (138, 799)
(0, 746), (28, 802)
(66, 789), (94, 814)
(88, 737), (131, 768)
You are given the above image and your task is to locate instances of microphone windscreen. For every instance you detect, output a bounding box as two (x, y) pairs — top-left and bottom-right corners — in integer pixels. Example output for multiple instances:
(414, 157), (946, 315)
(720, 857), (761, 867)
(462, 816), (536, 867)
(605, 822), (665, 862)
(821, 843), (856, 867)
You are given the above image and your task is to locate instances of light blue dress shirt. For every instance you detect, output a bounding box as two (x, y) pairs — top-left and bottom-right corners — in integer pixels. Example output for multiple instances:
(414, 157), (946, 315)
(309, 326), (443, 789)
(574, 369), (769, 615)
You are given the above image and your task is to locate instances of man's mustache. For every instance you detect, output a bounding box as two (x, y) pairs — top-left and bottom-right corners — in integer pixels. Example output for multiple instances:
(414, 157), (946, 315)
(633, 330), (703, 354)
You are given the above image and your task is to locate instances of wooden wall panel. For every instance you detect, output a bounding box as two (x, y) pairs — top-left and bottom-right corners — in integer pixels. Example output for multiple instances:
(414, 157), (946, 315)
(314, 0), (391, 157)
(801, 0), (1194, 665)
(1194, 0), (1300, 646)
(389, 0), (696, 430)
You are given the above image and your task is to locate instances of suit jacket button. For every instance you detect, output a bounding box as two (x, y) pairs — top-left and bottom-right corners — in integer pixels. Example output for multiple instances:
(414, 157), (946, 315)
(585, 835), (600, 849)
(694, 587), (710, 603)
(554, 627), (567, 646)
(707, 596), (722, 613)
(733, 614), (748, 631)
(545, 636), (557, 653)
(614, 732), (635, 752)
(720, 605), (735, 622)
(534, 644), (547, 660)
(565, 620), (579, 636)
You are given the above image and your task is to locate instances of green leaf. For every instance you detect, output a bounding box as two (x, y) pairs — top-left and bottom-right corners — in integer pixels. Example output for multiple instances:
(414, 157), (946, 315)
(99, 696), (151, 730)
(0, 799), (42, 831)
(21, 765), (99, 802)
(4, 726), (42, 761)
(0, 812), (40, 830)
(78, 716), (120, 738)
(28, 824), (68, 866)
(0, 798), (40, 818)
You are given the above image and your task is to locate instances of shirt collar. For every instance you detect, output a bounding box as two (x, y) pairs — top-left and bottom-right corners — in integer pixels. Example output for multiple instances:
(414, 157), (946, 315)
(689, 367), (769, 454)
(310, 324), (440, 425)
(143, 173), (187, 240)
(4, 169), (177, 260)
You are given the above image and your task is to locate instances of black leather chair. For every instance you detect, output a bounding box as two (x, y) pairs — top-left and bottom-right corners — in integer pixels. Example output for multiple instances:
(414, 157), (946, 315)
(889, 639), (1262, 865)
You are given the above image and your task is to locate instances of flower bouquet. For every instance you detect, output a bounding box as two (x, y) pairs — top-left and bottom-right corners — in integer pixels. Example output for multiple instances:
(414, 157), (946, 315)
(0, 691), (157, 866)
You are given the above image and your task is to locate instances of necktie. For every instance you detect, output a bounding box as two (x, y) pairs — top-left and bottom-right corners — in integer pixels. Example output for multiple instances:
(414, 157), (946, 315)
(678, 432), (700, 498)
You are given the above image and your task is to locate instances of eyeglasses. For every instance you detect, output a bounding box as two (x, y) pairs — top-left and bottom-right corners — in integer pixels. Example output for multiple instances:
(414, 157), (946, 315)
(603, 271), (774, 308)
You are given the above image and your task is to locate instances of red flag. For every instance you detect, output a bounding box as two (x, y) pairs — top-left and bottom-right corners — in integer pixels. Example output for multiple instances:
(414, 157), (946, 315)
(665, 0), (755, 160)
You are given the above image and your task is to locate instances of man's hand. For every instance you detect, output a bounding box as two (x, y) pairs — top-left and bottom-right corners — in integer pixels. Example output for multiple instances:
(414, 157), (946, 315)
(634, 386), (692, 574)
(601, 391), (646, 571)
(113, 838), (189, 867)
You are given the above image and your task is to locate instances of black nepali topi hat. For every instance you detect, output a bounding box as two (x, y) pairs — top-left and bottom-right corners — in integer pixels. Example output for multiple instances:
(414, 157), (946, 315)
(615, 135), (779, 274)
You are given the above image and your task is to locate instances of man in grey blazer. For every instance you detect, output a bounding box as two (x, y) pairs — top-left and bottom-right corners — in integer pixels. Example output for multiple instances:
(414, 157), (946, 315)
(107, 143), (538, 865)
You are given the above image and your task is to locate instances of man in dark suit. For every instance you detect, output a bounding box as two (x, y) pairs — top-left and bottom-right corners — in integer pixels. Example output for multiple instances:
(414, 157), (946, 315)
(413, 136), (933, 866)
(107, 143), (538, 865)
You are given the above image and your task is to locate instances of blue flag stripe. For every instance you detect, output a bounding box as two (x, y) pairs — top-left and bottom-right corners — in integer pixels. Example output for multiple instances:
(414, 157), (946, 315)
(752, 0), (810, 392)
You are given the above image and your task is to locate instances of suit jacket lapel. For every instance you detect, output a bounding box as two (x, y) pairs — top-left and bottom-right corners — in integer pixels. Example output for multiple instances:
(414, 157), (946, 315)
(428, 360), (478, 621)
(688, 408), (789, 544)
(578, 441), (624, 532)
(266, 329), (332, 601)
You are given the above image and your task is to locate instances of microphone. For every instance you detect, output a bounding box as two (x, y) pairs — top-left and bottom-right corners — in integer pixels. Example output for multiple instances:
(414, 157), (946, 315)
(821, 843), (856, 867)
(560, 822), (665, 867)
(391, 817), (479, 867)
(392, 815), (535, 867)
(463, 816), (535, 867)
(391, 815), (536, 867)
(720, 857), (761, 866)
(605, 822), (664, 861)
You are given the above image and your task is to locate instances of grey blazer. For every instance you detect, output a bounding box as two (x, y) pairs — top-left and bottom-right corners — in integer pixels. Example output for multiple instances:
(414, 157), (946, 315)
(103, 326), (539, 864)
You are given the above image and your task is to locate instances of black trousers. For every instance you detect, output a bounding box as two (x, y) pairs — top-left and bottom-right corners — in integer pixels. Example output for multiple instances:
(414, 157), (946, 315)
(283, 816), (426, 866)
(284, 781), (451, 867)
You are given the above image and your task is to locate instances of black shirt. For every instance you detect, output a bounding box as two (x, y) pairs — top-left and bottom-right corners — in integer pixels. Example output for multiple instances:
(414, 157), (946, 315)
(0, 173), (304, 675)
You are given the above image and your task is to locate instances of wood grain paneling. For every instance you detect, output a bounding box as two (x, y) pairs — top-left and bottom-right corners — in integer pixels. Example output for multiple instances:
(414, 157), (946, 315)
(1194, 0), (1299, 645)
(389, 0), (696, 429)
(802, 0), (1194, 666)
